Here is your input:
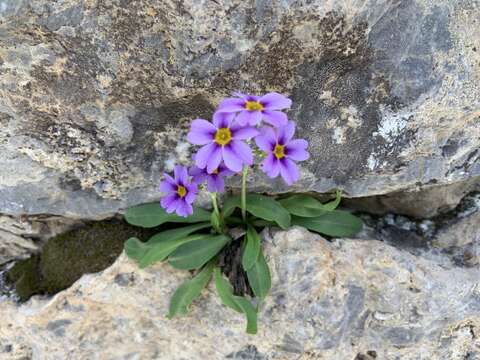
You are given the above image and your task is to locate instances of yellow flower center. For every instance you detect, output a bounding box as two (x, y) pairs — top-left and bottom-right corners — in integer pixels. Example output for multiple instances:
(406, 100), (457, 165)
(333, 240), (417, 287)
(214, 128), (232, 146)
(245, 100), (264, 112)
(211, 168), (219, 174)
(274, 144), (285, 159)
(177, 185), (187, 198)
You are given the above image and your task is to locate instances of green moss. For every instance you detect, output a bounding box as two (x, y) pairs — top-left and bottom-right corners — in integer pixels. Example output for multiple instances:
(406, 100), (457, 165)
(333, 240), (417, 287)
(7, 219), (157, 301)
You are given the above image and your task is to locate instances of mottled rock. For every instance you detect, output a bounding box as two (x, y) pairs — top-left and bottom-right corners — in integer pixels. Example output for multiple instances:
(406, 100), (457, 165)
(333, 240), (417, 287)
(0, 0), (478, 219)
(0, 215), (80, 265)
(0, 228), (478, 359)
(345, 176), (480, 218)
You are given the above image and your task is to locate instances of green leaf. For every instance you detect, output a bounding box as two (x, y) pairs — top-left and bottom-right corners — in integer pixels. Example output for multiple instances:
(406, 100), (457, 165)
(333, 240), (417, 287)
(124, 237), (148, 262)
(168, 234), (231, 270)
(234, 297), (258, 335)
(146, 223), (211, 245)
(222, 195), (290, 229)
(124, 223), (210, 267)
(125, 203), (211, 228)
(323, 189), (342, 211)
(242, 225), (261, 271)
(214, 268), (258, 334)
(279, 190), (343, 217)
(246, 248), (271, 300)
(291, 210), (363, 237)
(136, 224), (212, 268)
(168, 262), (214, 318)
(222, 196), (241, 218)
(279, 195), (329, 217)
(214, 268), (242, 313)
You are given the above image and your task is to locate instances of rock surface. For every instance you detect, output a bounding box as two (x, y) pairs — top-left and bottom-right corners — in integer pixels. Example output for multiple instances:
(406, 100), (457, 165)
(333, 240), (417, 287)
(0, 0), (479, 219)
(0, 228), (479, 359)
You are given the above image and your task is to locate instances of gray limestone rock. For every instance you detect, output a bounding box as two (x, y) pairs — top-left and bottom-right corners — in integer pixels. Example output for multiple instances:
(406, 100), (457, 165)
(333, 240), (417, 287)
(0, 228), (478, 359)
(0, 0), (478, 220)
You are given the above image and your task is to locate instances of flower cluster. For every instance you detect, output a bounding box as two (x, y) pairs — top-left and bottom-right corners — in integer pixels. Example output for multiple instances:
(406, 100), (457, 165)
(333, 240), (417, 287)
(159, 92), (309, 217)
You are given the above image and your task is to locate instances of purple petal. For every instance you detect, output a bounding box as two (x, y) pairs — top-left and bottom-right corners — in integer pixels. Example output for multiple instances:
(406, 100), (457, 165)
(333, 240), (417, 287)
(261, 154), (281, 178)
(255, 127), (276, 152)
(222, 145), (243, 172)
(163, 173), (177, 186)
(189, 166), (204, 177)
(279, 158), (299, 185)
(262, 110), (288, 128)
(195, 143), (218, 169)
(285, 139), (309, 161)
(176, 200), (193, 217)
(206, 175), (225, 193)
(174, 165), (188, 185)
(212, 111), (234, 128)
(259, 92), (292, 110)
(187, 119), (216, 145)
(163, 195), (181, 214)
(236, 110), (262, 126)
(217, 164), (235, 177)
(159, 178), (176, 193)
(229, 140), (253, 165)
(244, 94), (260, 102)
(230, 125), (259, 140)
(185, 183), (198, 203)
(206, 145), (222, 174)
(161, 193), (177, 210)
(190, 167), (207, 184)
(277, 121), (295, 144)
(217, 98), (245, 113)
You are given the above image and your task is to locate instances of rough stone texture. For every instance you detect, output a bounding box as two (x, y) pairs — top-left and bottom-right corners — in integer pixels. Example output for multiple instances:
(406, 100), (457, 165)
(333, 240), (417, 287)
(0, 0), (479, 219)
(0, 228), (479, 359)
(0, 215), (80, 265)
(344, 176), (480, 218)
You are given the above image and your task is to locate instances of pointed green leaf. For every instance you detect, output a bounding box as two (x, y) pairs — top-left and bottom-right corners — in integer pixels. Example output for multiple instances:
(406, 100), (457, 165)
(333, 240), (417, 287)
(279, 191), (343, 217)
(168, 234), (231, 270)
(214, 268), (258, 334)
(291, 210), (362, 237)
(279, 195), (329, 217)
(214, 268), (242, 313)
(222, 195), (290, 229)
(242, 225), (261, 270)
(146, 223), (211, 246)
(125, 203), (211, 228)
(246, 248), (271, 299)
(323, 189), (342, 211)
(168, 262), (214, 318)
(234, 297), (258, 335)
(139, 232), (211, 268)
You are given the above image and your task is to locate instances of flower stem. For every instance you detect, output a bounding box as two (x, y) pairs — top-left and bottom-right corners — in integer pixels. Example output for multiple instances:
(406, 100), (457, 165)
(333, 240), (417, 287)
(210, 192), (222, 233)
(241, 165), (248, 222)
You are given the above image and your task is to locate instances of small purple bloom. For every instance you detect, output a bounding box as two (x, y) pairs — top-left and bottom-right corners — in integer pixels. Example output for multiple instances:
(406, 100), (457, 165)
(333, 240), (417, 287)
(190, 163), (234, 193)
(159, 165), (198, 217)
(255, 121), (309, 185)
(187, 112), (258, 173)
(217, 92), (292, 127)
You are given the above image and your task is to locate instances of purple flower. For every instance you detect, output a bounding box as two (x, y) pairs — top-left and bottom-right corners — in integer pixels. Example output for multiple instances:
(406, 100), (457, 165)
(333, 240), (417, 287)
(190, 163), (234, 193)
(255, 121), (309, 185)
(217, 92), (292, 127)
(187, 112), (258, 173)
(159, 165), (198, 217)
